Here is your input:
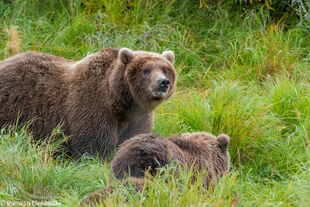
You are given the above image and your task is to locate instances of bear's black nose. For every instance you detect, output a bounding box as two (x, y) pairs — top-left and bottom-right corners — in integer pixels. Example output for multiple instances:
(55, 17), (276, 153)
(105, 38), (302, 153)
(158, 78), (170, 91)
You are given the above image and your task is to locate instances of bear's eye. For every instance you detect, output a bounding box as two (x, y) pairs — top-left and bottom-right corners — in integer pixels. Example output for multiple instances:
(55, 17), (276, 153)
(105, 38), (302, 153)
(163, 69), (168, 75)
(143, 68), (151, 75)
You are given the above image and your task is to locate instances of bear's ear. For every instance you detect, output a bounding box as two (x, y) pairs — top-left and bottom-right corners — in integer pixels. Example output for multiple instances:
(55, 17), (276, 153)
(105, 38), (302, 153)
(162, 50), (175, 64)
(119, 48), (133, 65)
(217, 134), (230, 152)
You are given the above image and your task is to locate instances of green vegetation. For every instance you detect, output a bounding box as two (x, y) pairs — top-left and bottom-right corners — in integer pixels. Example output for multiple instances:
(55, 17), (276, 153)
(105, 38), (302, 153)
(0, 0), (309, 206)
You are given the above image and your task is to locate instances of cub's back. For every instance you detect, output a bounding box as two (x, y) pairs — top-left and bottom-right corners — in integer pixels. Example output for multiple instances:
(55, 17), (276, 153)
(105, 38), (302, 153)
(112, 134), (184, 179)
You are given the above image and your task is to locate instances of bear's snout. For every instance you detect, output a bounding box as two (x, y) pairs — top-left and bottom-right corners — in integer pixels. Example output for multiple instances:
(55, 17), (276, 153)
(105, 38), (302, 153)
(150, 76), (171, 98)
(158, 78), (170, 91)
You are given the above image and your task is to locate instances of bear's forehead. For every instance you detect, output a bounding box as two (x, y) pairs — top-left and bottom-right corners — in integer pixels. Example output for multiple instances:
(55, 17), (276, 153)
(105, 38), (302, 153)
(195, 136), (216, 143)
(133, 51), (171, 64)
(183, 132), (217, 140)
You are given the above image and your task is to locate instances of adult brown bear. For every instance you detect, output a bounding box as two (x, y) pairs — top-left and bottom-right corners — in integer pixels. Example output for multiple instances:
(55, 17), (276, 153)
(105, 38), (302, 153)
(0, 48), (176, 159)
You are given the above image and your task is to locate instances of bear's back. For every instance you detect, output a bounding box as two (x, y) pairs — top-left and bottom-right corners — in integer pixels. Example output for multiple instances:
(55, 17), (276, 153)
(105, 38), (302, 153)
(112, 134), (185, 179)
(0, 52), (72, 138)
(0, 51), (73, 71)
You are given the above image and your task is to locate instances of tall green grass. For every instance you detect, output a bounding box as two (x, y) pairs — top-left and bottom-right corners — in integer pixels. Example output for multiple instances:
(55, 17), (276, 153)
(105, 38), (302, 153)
(0, 1), (309, 206)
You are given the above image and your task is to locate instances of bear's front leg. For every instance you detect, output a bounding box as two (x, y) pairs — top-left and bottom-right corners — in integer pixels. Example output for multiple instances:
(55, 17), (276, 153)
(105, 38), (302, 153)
(69, 123), (118, 160)
(118, 113), (153, 145)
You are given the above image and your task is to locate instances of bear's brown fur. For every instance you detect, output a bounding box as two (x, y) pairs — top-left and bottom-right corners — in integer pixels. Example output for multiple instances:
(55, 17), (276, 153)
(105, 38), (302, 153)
(0, 48), (176, 159)
(81, 132), (230, 205)
(112, 132), (230, 185)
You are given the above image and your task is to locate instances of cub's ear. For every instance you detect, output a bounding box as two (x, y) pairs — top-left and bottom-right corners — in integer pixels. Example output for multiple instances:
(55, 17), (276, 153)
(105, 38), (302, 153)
(119, 48), (133, 65)
(162, 50), (175, 64)
(217, 134), (230, 152)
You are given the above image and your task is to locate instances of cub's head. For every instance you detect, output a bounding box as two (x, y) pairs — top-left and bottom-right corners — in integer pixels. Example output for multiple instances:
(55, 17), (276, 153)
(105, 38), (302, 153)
(180, 132), (230, 170)
(118, 48), (176, 105)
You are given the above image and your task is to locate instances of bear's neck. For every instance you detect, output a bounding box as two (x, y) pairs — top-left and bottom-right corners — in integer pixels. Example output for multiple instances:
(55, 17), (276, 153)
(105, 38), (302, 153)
(109, 75), (156, 114)
(108, 63), (137, 111)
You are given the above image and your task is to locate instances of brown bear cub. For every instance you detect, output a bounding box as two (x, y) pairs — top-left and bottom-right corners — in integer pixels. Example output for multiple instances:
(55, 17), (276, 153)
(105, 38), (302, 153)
(112, 132), (230, 184)
(81, 132), (230, 205)
(0, 48), (176, 159)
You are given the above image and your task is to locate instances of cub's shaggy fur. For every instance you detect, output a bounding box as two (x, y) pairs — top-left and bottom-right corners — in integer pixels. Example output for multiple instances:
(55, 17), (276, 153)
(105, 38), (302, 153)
(81, 132), (230, 205)
(112, 132), (230, 184)
(0, 48), (176, 159)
